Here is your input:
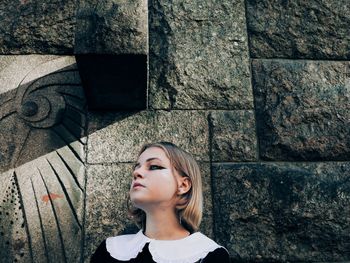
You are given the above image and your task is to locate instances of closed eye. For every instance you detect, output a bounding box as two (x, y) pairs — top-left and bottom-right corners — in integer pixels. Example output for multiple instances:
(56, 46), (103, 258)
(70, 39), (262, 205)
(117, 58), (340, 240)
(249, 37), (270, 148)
(149, 165), (164, 170)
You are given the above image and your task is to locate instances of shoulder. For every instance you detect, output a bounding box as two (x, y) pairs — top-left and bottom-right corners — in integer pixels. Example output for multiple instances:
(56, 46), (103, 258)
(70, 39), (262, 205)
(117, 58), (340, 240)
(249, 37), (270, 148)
(190, 233), (230, 262)
(202, 246), (231, 262)
(90, 233), (141, 263)
(152, 232), (230, 263)
(106, 231), (148, 261)
(90, 239), (110, 262)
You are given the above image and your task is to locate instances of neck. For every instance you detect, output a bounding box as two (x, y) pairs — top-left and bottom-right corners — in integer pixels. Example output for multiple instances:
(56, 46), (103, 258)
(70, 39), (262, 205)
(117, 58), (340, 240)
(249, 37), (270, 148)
(143, 208), (189, 240)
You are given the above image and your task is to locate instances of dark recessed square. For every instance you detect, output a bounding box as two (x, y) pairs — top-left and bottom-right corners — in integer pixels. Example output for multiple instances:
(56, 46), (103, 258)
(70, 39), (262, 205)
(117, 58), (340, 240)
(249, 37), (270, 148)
(76, 54), (147, 110)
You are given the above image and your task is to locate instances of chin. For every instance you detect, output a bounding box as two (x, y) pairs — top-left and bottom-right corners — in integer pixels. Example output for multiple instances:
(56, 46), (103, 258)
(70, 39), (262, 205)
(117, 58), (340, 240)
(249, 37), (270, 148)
(130, 196), (146, 208)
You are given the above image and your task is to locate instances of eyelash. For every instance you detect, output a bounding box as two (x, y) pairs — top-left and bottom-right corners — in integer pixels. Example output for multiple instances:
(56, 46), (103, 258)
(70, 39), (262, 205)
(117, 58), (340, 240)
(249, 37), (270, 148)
(149, 165), (163, 170)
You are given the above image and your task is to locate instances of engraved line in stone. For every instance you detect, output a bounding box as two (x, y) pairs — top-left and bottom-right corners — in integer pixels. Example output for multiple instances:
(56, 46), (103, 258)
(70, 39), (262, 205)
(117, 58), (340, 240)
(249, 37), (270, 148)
(53, 124), (85, 160)
(14, 129), (32, 168)
(51, 127), (84, 164)
(0, 98), (16, 119)
(13, 171), (34, 262)
(58, 89), (85, 101)
(22, 69), (80, 95)
(63, 96), (86, 114)
(46, 158), (82, 230)
(37, 168), (68, 263)
(0, 111), (16, 121)
(55, 151), (84, 193)
(0, 95), (15, 105)
(64, 110), (86, 130)
(30, 176), (49, 263)
(65, 105), (87, 127)
(61, 121), (86, 145)
(23, 84), (82, 104)
(64, 114), (86, 135)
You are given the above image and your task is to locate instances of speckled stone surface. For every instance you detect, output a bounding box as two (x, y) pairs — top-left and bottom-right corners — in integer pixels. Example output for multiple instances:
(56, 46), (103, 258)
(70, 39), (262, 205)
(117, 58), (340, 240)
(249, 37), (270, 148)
(0, 0), (75, 54)
(246, 0), (350, 59)
(212, 162), (350, 262)
(87, 110), (210, 163)
(252, 59), (350, 161)
(209, 111), (258, 162)
(75, 0), (148, 54)
(148, 0), (253, 110)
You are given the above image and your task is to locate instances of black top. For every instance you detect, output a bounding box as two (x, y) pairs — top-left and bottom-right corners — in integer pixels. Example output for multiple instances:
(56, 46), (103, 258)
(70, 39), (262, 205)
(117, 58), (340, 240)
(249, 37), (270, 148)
(90, 239), (231, 263)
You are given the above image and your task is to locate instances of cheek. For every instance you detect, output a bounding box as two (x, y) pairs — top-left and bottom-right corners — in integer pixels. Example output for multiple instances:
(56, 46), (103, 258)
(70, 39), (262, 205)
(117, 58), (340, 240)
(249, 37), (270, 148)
(155, 170), (177, 191)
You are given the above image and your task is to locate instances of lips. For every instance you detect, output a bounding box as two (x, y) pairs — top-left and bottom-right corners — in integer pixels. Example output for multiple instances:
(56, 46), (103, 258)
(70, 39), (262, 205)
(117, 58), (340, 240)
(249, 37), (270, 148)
(133, 182), (145, 188)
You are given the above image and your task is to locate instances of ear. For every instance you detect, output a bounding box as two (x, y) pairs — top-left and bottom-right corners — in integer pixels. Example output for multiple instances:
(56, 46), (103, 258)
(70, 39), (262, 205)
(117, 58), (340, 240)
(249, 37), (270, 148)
(177, 177), (192, 195)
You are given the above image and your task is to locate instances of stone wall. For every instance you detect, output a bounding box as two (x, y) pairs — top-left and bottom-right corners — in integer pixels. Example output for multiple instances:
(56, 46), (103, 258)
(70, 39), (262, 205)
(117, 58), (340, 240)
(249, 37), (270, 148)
(0, 0), (349, 262)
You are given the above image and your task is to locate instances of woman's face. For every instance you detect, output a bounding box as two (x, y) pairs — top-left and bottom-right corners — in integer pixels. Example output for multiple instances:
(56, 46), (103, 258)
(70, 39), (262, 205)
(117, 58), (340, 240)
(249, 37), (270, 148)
(130, 147), (181, 210)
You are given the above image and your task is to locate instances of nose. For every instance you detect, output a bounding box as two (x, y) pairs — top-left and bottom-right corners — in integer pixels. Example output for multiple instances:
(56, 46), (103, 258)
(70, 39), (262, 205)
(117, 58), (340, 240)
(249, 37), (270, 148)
(132, 166), (144, 180)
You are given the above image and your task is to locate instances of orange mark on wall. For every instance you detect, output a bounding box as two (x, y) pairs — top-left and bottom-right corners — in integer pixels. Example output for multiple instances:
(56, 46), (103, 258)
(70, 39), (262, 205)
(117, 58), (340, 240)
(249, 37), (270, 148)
(42, 193), (64, 204)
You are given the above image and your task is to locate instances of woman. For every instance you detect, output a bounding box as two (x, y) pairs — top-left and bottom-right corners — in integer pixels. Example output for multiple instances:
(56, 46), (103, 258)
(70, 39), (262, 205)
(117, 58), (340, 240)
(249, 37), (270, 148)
(91, 141), (231, 262)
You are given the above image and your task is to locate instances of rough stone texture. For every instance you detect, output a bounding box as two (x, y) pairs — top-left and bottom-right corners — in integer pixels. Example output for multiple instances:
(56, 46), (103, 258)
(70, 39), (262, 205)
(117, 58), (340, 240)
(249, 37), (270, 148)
(246, 0), (350, 59)
(0, 170), (31, 263)
(0, 55), (86, 173)
(87, 110), (209, 163)
(149, 0), (253, 110)
(75, 0), (148, 54)
(84, 164), (132, 262)
(84, 162), (213, 262)
(0, 0), (75, 54)
(209, 111), (258, 162)
(252, 59), (350, 161)
(212, 162), (350, 262)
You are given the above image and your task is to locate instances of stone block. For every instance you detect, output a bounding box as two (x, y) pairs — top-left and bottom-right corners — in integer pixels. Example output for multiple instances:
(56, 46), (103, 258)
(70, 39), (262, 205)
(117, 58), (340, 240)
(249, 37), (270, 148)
(246, 0), (350, 59)
(149, 0), (253, 110)
(0, 0), (75, 54)
(212, 162), (350, 262)
(209, 111), (258, 162)
(84, 162), (213, 261)
(252, 59), (350, 161)
(87, 110), (209, 163)
(84, 164), (132, 261)
(75, 0), (148, 54)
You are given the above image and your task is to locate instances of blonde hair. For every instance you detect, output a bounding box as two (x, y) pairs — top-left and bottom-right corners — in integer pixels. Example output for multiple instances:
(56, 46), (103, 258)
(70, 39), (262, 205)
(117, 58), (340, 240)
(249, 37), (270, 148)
(128, 141), (203, 233)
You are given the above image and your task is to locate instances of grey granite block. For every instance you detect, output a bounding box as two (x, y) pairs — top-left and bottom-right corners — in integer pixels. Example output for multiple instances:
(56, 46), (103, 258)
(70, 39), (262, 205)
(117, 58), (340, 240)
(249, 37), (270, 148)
(212, 162), (350, 262)
(246, 0), (350, 59)
(209, 111), (258, 162)
(252, 59), (350, 161)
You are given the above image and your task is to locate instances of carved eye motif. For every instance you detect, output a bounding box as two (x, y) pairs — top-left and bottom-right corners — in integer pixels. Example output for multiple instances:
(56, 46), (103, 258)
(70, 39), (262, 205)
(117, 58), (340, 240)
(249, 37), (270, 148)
(0, 56), (86, 262)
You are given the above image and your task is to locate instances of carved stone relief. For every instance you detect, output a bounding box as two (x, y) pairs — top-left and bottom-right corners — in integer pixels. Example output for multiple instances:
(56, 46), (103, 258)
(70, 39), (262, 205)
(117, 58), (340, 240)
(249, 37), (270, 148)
(0, 56), (86, 263)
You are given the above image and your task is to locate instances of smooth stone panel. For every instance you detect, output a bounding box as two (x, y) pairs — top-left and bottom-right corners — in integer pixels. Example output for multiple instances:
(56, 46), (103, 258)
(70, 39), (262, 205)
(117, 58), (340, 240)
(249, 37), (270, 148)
(149, 0), (253, 110)
(87, 110), (209, 163)
(75, 0), (148, 54)
(246, 0), (350, 59)
(209, 111), (258, 162)
(84, 162), (213, 262)
(0, 0), (75, 54)
(252, 59), (350, 161)
(212, 162), (350, 262)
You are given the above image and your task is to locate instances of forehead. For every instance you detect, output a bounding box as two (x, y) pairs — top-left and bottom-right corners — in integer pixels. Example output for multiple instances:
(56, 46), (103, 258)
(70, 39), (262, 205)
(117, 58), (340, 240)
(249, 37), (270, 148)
(137, 147), (170, 163)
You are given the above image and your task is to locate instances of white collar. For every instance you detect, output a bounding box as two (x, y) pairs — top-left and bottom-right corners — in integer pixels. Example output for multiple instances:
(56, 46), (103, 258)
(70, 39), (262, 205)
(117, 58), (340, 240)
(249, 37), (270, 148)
(106, 230), (222, 263)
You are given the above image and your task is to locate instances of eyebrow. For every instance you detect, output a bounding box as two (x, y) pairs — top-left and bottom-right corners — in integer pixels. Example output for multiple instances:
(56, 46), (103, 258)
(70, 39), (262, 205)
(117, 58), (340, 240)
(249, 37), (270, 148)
(133, 157), (163, 169)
